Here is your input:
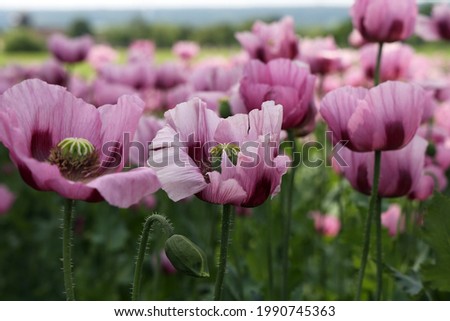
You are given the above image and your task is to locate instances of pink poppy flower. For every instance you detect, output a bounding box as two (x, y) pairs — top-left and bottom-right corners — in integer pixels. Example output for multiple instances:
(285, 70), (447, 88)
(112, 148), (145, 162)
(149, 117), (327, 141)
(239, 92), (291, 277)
(87, 44), (118, 71)
(149, 98), (289, 207)
(188, 91), (228, 114)
(155, 62), (187, 90)
(48, 33), (94, 63)
(436, 138), (450, 170)
(335, 136), (427, 198)
(160, 251), (177, 275)
(348, 29), (367, 48)
(32, 60), (68, 87)
(190, 64), (242, 92)
(0, 185), (15, 215)
(99, 62), (156, 90)
(0, 79), (160, 208)
(165, 84), (194, 110)
(235, 16), (298, 63)
(67, 76), (93, 103)
(298, 37), (345, 75)
(310, 211), (341, 237)
(172, 41), (200, 61)
(129, 115), (164, 167)
(128, 40), (155, 63)
(381, 204), (405, 237)
(360, 43), (415, 82)
(239, 58), (316, 129)
(416, 4), (450, 41)
(320, 81), (426, 152)
(351, 0), (418, 43)
(91, 79), (137, 107)
(409, 164), (447, 201)
(434, 102), (450, 135)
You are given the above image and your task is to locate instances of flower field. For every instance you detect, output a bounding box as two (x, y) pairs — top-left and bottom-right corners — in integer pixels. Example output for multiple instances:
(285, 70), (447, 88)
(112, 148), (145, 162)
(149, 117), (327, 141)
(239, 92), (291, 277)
(1, 0), (450, 301)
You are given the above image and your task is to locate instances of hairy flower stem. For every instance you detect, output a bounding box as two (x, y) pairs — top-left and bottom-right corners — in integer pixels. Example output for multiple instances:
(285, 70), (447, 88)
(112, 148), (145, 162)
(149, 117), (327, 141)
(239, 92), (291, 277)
(281, 129), (299, 300)
(62, 199), (75, 301)
(132, 214), (174, 301)
(375, 195), (383, 300)
(373, 41), (384, 300)
(355, 41), (384, 301)
(355, 150), (382, 300)
(214, 204), (233, 301)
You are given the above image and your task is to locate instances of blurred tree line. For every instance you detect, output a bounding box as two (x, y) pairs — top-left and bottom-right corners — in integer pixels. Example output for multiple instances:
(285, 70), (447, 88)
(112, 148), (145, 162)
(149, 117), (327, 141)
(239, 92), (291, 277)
(0, 3), (436, 53)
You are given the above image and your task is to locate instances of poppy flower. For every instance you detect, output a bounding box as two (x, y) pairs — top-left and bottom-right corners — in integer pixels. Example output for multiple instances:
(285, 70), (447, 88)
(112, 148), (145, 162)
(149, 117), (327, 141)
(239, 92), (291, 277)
(351, 0), (417, 43)
(0, 79), (160, 208)
(320, 81), (426, 152)
(335, 136), (427, 198)
(235, 16), (299, 63)
(239, 58), (316, 129)
(48, 33), (93, 63)
(149, 98), (289, 207)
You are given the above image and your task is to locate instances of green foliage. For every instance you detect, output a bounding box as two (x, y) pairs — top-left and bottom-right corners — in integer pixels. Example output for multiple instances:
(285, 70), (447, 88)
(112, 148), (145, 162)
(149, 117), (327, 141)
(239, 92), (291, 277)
(421, 193), (450, 292)
(98, 19), (256, 48)
(385, 265), (423, 296)
(3, 28), (46, 52)
(67, 18), (94, 37)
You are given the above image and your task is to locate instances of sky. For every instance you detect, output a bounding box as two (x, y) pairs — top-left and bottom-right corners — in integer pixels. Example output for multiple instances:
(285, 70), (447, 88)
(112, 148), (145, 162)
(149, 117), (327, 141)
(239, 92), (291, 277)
(0, 0), (443, 10)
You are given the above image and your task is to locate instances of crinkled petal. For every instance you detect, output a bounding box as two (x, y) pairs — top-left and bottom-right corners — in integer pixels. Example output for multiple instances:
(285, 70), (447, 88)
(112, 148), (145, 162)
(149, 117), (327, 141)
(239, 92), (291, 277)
(87, 167), (160, 208)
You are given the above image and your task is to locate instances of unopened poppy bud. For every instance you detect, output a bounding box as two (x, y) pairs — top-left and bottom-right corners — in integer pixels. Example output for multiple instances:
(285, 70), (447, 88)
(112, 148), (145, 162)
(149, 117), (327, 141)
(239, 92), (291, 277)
(165, 234), (209, 278)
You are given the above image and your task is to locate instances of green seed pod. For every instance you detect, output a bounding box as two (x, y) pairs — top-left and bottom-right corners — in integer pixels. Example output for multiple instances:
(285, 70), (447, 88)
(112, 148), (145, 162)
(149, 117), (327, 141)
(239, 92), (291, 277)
(58, 137), (95, 158)
(219, 98), (232, 118)
(165, 234), (209, 278)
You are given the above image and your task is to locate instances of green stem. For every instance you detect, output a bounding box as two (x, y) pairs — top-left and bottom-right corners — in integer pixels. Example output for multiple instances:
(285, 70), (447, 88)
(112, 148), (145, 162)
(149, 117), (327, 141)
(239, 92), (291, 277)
(62, 199), (75, 301)
(214, 204), (233, 301)
(375, 195), (383, 300)
(265, 201), (274, 300)
(374, 42), (384, 86)
(131, 214), (174, 301)
(281, 129), (299, 300)
(355, 150), (382, 300)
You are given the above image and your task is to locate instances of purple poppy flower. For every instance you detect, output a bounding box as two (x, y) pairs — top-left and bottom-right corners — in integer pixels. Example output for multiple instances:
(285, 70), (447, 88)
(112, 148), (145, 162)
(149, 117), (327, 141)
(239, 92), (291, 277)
(0, 79), (160, 208)
(335, 136), (427, 198)
(128, 40), (155, 63)
(149, 98), (289, 207)
(48, 33), (94, 63)
(155, 62), (188, 90)
(320, 81), (426, 152)
(0, 185), (15, 215)
(87, 44), (118, 71)
(91, 79), (138, 107)
(190, 64), (242, 92)
(239, 58), (316, 129)
(310, 211), (341, 237)
(129, 115), (164, 167)
(298, 37), (345, 75)
(360, 43), (415, 82)
(416, 4), (450, 41)
(236, 16), (299, 63)
(172, 41), (200, 61)
(33, 60), (68, 86)
(351, 0), (417, 43)
(99, 62), (156, 90)
(381, 204), (405, 237)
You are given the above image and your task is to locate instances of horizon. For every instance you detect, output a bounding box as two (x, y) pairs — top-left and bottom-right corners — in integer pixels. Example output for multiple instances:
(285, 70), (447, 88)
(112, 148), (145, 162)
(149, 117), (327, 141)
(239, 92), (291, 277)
(0, 0), (443, 11)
